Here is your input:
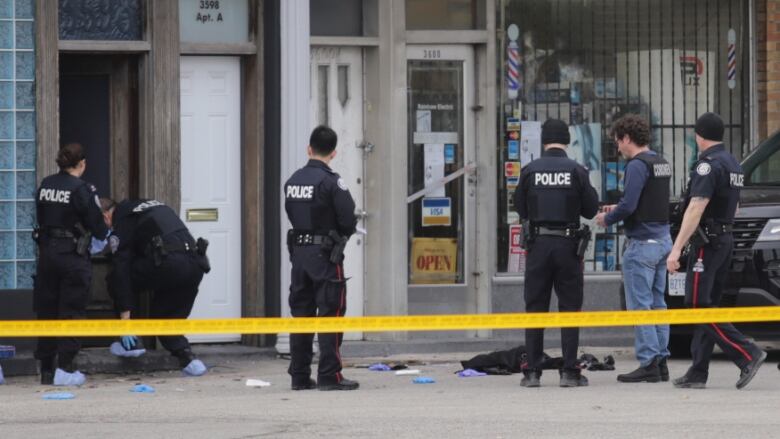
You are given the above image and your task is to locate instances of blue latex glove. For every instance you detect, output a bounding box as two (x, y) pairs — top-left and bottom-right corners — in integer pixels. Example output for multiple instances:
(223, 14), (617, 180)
(130, 384), (155, 393)
(368, 363), (392, 371)
(120, 336), (138, 351)
(110, 342), (146, 358)
(42, 392), (75, 400)
(413, 376), (436, 384)
(457, 368), (487, 378)
(89, 237), (108, 255)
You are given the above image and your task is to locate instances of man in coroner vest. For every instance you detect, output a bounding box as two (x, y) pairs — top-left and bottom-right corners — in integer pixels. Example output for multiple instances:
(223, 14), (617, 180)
(596, 114), (673, 383)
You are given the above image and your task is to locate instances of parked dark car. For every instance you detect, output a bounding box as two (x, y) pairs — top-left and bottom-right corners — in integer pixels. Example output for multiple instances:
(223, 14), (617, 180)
(621, 132), (780, 357)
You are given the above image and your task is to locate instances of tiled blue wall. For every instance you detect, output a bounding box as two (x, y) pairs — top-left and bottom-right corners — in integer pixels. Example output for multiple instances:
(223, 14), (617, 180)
(0, 0), (35, 289)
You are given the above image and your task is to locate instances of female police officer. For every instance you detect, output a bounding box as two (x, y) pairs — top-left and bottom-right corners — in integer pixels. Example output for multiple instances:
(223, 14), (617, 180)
(34, 142), (109, 386)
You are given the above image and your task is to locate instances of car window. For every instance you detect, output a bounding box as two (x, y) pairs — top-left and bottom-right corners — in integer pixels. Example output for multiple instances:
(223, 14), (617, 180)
(747, 146), (780, 185)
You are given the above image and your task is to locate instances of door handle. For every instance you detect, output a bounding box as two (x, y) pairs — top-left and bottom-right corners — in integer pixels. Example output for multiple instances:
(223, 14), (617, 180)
(355, 209), (369, 219)
(187, 208), (219, 222)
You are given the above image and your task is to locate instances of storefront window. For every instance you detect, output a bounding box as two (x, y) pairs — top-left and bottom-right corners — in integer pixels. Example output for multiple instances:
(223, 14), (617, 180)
(407, 60), (465, 284)
(310, 0), (378, 37)
(496, 0), (750, 273)
(406, 0), (486, 30)
(59, 0), (144, 40)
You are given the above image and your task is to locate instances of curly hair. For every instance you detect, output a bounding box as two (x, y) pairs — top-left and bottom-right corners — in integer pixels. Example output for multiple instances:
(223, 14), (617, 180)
(610, 114), (650, 146)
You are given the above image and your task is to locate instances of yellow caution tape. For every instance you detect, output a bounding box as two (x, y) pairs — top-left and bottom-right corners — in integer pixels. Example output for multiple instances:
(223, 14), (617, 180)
(1, 306), (779, 337)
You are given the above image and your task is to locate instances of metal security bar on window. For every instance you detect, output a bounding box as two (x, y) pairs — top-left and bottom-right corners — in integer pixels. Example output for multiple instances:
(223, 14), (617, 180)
(497, 0), (751, 273)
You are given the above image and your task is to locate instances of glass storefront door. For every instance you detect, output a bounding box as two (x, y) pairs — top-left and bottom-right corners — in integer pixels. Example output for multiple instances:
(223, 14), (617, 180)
(406, 46), (475, 286)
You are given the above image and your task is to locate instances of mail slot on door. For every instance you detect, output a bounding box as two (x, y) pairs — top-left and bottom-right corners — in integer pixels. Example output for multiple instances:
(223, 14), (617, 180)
(186, 208), (219, 222)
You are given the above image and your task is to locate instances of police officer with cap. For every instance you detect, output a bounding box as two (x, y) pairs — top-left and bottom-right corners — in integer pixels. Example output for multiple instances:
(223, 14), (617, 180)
(284, 125), (358, 391)
(105, 199), (211, 376)
(513, 119), (599, 388)
(34, 142), (110, 386)
(666, 112), (767, 389)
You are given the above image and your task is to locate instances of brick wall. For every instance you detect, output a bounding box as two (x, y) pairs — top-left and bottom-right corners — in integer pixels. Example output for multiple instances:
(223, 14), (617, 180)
(760, 0), (780, 139)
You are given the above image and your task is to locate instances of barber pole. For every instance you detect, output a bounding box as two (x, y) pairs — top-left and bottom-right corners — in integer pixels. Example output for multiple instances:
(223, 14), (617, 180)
(727, 29), (736, 90)
(506, 24), (521, 100)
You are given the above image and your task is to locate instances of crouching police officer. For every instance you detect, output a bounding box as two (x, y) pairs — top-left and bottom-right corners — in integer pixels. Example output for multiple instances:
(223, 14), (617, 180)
(284, 125), (358, 391)
(34, 142), (110, 386)
(667, 112), (767, 389)
(513, 119), (599, 388)
(105, 199), (211, 376)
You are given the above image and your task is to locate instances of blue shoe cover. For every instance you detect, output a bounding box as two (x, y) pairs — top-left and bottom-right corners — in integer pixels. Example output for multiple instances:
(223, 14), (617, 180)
(110, 342), (147, 358)
(53, 368), (86, 386)
(182, 359), (207, 376)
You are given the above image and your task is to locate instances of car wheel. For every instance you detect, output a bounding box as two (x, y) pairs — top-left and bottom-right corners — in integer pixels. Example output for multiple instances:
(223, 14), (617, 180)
(668, 334), (693, 359)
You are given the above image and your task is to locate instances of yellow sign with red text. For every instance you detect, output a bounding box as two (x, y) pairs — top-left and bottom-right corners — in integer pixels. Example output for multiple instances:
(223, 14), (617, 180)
(410, 237), (458, 284)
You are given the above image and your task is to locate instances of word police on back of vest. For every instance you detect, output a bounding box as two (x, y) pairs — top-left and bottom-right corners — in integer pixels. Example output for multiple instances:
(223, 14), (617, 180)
(133, 200), (164, 213)
(286, 185), (315, 200)
(533, 171), (572, 187)
(39, 188), (71, 204)
(730, 172), (744, 187)
(652, 163), (673, 178)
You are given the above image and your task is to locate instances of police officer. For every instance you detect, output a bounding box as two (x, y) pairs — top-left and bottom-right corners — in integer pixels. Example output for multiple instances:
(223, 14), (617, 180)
(34, 142), (110, 386)
(513, 119), (599, 388)
(666, 112), (767, 389)
(284, 125), (358, 391)
(105, 199), (210, 376)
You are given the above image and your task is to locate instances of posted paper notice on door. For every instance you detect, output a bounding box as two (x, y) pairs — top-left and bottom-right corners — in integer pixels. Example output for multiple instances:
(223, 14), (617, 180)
(422, 197), (451, 227)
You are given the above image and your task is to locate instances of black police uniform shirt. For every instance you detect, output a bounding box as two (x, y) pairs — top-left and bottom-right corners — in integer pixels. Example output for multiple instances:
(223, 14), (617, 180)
(284, 159), (357, 239)
(108, 199), (191, 312)
(36, 170), (109, 241)
(687, 144), (744, 224)
(513, 147), (599, 225)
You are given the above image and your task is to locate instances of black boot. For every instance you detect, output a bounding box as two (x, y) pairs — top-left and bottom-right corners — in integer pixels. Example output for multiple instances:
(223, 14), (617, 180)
(617, 358), (661, 383)
(672, 368), (707, 389)
(559, 370), (588, 387)
(318, 377), (359, 391)
(658, 357), (669, 382)
(520, 370), (541, 388)
(172, 348), (195, 368)
(291, 378), (317, 391)
(39, 357), (55, 385)
(736, 350), (767, 390)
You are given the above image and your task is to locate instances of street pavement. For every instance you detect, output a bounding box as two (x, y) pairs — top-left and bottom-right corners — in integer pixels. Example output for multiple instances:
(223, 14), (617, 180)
(1, 347), (779, 439)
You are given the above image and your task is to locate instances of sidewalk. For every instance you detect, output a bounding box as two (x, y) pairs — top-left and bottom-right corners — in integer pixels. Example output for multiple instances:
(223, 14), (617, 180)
(1, 332), (635, 377)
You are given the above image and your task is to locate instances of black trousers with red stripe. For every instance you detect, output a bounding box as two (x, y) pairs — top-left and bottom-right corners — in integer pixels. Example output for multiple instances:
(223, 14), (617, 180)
(684, 234), (759, 377)
(288, 245), (348, 386)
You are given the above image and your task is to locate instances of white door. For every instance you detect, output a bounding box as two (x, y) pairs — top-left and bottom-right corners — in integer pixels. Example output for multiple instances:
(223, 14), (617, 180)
(180, 56), (242, 342)
(310, 46), (365, 340)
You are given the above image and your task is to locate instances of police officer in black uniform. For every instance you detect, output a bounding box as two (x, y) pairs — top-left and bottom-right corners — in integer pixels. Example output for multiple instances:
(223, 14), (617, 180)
(34, 142), (110, 386)
(105, 199), (210, 376)
(513, 119), (599, 388)
(667, 112), (767, 389)
(284, 125), (358, 391)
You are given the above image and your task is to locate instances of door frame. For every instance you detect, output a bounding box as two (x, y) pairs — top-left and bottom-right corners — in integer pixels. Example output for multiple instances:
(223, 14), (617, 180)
(36, 1), (268, 346)
(405, 44), (477, 290)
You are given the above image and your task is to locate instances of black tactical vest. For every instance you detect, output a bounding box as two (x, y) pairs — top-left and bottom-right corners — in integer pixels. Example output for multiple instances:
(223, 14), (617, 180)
(133, 200), (188, 240)
(624, 152), (671, 228)
(36, 171), (88, 233)
(525, 156), (582, 225)
(700, 149), (743, 224)
(284, 161), (334, 234)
